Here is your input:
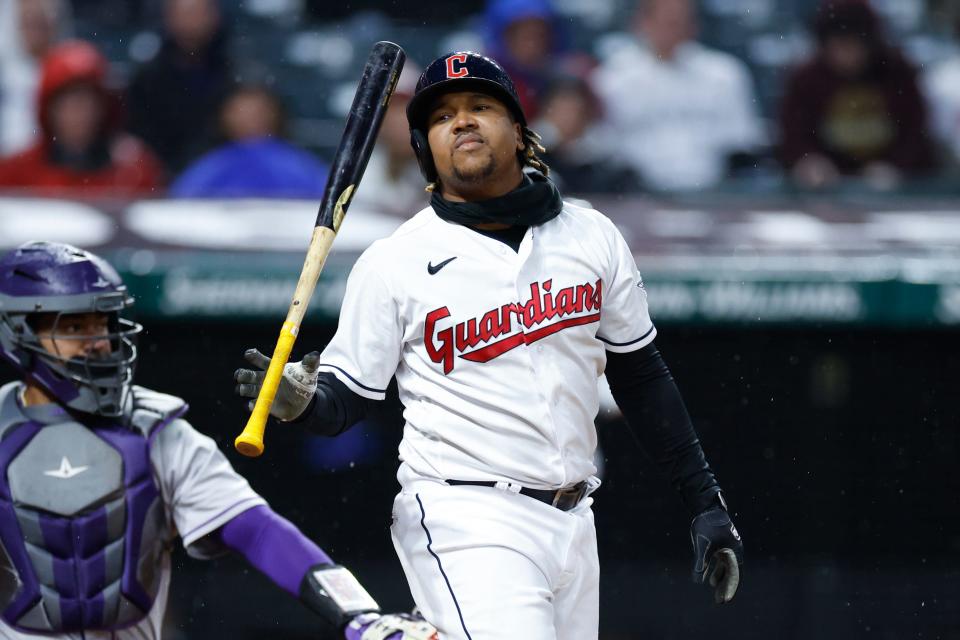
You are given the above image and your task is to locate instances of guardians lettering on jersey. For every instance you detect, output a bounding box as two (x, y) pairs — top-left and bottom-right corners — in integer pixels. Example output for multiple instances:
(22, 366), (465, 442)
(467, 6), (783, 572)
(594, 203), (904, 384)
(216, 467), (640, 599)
(425, 278), (602, 374)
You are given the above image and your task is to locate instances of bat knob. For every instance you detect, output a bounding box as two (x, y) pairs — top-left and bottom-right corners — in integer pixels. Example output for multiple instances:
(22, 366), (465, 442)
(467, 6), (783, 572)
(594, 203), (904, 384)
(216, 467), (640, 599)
(235, 433), (265, 457)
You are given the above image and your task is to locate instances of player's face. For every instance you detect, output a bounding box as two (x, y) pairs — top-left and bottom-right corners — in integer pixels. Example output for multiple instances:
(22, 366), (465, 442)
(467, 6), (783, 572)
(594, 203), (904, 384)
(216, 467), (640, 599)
(503, 17), (553, 69)
(640, 0), (696, 54)
(221, 90), (281, 141)
(165, 0), (220, 54)
(33, 312), (112, 361)
(48, 84), (104, 153)
(17, 0), (57, 59)
(822, 35), (870, 77)
(427, 91), (524, 196)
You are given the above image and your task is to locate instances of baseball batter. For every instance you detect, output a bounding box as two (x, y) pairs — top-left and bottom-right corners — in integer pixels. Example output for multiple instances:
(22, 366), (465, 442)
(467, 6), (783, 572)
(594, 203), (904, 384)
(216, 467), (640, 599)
(0, 242), (436, 640)
(235, 52), (743, 640)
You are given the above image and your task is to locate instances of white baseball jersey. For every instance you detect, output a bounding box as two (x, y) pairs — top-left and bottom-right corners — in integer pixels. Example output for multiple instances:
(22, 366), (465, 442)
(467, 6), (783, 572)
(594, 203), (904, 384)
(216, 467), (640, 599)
(318, 201), (656, 489)
(0, 394), (266, 640)
(591, 39), (763, 191)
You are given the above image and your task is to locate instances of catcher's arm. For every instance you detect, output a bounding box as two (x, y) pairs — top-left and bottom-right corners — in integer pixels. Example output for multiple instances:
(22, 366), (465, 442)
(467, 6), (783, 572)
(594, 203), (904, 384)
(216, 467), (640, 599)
(218, 505), (437, 638)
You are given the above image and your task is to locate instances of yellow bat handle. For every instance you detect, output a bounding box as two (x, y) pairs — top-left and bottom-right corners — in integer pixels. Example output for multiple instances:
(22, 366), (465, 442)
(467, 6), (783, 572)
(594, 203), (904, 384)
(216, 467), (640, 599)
(234, 225), (337, 458)
(235, 322), (299, 457)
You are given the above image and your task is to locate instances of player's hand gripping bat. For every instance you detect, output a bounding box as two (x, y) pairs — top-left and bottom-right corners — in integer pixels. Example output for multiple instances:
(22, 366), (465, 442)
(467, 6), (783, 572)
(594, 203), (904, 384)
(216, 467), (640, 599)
(234, 41), (405, 457)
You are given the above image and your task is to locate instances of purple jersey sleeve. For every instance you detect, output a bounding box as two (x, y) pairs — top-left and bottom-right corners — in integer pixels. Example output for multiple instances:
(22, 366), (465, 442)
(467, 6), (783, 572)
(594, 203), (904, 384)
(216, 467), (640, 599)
(219, 504), (333, 596)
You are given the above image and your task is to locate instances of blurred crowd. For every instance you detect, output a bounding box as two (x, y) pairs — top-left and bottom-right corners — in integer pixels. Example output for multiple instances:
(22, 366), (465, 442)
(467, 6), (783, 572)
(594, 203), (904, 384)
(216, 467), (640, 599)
(0, 0), (959, 207)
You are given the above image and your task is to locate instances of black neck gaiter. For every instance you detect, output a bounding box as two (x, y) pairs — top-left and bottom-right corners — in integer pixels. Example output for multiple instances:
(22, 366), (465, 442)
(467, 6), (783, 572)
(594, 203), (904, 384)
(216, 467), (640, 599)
(430, 172), (563, 227)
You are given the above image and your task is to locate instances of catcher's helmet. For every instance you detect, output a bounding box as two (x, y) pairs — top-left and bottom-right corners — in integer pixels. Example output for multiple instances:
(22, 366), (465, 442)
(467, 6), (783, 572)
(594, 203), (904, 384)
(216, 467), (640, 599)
(0, 241), (141, 417)
(406, 51), (527, 183)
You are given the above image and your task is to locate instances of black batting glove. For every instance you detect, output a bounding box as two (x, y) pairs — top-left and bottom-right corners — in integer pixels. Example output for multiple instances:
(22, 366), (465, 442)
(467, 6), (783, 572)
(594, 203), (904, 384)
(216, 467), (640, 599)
(690, 497), (744, 604)
(234, 349), (321, 421)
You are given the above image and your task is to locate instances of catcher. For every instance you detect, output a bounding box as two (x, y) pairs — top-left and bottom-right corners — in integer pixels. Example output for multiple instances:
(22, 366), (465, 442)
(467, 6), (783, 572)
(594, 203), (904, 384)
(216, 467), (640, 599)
(0, 241), (436, 640)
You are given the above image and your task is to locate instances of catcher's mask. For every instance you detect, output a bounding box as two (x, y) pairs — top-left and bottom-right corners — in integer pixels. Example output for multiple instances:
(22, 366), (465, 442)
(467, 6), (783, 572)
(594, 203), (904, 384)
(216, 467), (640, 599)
(0, 241), (142, 418)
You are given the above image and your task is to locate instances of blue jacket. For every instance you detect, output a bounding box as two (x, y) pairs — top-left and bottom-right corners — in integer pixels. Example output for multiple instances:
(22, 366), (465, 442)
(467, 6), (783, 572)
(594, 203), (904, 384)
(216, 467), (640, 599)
(483, 0), (566, 66)
(171, 138), (328, 198)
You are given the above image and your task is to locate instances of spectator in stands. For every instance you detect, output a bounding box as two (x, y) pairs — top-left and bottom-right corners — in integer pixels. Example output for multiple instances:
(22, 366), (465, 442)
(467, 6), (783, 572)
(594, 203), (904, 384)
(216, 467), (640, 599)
(483, 0), (584, 120)
(126, 0), (233, 174)
(0, 0), (70, 155)
(532, 76), (640, 194)
(350, 65), (426, 214)
(923, 10), (960, 169)
(779, 0), (936, 190)
(590, 0), (764, 192)
(170, 85), (328, 198)
(0, 40), (163, 195)
(70, 0), (150, 29)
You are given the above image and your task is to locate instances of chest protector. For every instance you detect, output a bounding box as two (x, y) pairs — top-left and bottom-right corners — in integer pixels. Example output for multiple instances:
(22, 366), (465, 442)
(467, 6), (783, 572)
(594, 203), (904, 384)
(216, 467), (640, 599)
(0, 383), (186, 632)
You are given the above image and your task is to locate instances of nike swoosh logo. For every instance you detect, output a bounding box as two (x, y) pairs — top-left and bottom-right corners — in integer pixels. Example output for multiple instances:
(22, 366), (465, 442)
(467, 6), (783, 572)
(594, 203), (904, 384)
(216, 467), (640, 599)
(427, 257), (457, 275)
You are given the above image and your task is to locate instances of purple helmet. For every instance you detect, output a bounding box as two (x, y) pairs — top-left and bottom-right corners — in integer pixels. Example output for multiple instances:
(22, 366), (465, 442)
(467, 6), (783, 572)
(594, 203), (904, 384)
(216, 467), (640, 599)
(0, 241), (141, 417)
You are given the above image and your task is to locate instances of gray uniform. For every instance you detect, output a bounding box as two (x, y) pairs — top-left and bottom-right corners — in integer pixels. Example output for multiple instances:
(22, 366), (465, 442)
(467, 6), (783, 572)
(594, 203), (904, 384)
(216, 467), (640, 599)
(0, 383), (264, 639)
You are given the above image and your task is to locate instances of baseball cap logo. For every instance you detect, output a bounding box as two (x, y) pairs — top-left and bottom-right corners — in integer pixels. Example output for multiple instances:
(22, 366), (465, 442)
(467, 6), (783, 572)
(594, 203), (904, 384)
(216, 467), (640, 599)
(445, 53), (469, 79)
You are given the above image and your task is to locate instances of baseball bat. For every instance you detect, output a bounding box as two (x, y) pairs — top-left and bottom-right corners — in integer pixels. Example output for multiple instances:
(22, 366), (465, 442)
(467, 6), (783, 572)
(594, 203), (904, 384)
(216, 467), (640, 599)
(235, 41), (406, 457)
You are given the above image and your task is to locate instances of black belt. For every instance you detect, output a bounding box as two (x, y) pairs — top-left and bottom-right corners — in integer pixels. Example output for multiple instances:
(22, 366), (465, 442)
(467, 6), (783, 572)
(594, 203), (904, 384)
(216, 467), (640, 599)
(445, 479), (589, 512)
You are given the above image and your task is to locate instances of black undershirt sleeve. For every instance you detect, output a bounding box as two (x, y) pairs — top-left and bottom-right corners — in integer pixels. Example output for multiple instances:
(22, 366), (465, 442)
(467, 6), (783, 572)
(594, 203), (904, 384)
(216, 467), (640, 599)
(605, 342), (722, 516)
(291, 373), (378, 436)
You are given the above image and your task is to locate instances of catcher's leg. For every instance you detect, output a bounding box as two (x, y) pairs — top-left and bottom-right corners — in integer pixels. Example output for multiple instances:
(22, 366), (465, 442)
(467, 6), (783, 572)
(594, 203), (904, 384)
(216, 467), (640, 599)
(392, 489), (558, 640)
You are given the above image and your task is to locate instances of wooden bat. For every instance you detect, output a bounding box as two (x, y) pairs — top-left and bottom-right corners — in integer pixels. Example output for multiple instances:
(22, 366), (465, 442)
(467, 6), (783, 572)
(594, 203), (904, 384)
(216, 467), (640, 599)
(235, 41), (406, 457)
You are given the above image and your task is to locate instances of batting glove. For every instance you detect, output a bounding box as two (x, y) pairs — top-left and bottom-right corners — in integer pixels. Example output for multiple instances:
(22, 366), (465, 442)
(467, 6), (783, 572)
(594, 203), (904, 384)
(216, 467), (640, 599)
(690, 500), (744, 604)
(344, 612), (438, 640)
(234, 349), (320, 421)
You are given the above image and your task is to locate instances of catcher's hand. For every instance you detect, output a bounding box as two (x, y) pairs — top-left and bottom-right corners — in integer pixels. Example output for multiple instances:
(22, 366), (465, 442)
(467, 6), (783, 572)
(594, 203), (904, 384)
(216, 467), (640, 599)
(690, 504), (744, 604)
(344, 612), (438, 640)
(234, 349), (320, 421)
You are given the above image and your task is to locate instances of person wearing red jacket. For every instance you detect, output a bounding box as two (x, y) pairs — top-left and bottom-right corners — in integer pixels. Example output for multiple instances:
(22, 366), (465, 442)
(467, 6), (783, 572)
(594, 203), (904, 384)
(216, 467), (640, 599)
(779, 0), (937, 190)
(0, 40), (163, 196)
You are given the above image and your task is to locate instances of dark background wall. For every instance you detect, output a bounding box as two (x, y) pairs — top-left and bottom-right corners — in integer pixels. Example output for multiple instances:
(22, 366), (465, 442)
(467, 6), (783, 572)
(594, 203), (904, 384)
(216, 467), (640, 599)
(103, 319), (959, 639)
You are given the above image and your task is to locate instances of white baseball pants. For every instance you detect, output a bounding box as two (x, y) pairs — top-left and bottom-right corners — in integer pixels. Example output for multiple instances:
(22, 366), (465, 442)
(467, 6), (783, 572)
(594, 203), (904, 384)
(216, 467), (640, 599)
(391, 465), (600, 640)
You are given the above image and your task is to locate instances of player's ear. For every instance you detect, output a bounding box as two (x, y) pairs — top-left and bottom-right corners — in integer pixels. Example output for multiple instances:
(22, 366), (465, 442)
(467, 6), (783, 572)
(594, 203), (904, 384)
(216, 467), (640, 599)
(514, 122), (523, 151)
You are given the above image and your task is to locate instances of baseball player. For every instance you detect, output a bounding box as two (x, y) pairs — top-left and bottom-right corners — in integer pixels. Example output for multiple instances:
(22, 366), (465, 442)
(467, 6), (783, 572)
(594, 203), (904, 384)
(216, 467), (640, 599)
(235, 52), (744, 639)
(0, 241), (436, 640)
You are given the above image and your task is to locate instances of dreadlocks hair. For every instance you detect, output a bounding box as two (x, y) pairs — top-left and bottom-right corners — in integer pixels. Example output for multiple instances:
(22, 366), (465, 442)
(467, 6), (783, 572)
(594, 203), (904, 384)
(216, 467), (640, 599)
(423, 125), (551, 192)
(522, 127), (550, 177)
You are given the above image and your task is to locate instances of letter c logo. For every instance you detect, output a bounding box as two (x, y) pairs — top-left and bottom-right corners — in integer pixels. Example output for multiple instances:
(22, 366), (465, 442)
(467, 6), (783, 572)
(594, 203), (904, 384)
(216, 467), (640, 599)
(445, 54), (469, 79)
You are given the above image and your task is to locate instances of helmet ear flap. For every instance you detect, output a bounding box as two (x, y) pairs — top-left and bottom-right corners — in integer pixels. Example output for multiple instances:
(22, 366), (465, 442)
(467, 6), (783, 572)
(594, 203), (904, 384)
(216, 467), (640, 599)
(410, 128), (437, 183)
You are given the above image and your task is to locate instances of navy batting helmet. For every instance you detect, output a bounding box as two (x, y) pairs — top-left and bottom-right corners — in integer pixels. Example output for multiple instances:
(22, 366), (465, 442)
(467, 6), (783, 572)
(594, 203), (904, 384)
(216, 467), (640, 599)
(0, 241), (142, 417)
(407, 51), (538, 183)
